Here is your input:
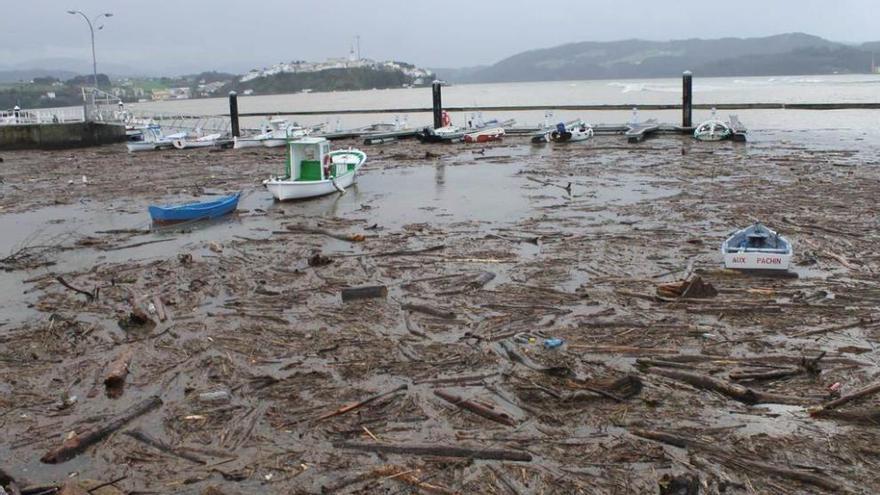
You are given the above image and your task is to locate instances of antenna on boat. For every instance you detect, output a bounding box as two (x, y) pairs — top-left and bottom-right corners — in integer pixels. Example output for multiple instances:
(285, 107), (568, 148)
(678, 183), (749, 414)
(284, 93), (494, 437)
(630, 107), (639, 125)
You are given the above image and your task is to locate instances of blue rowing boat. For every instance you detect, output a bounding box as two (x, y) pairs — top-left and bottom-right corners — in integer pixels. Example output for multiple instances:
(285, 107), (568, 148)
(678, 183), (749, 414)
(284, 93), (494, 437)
(148, 192), (241, 223)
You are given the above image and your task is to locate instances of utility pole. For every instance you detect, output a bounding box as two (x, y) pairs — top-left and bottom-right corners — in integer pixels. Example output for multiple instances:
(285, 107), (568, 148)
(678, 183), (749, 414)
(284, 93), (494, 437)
(67, 10), (113, 88)
(356, 35), (361, 60)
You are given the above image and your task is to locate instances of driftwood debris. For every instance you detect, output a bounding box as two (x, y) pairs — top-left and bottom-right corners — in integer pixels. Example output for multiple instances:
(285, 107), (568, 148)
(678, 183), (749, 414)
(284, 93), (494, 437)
(371, 465), (456, 495)
(41, 396), (163, 464)
(401, 303), (456, 320)
(646, 368), (808, 405)
(499, 340), (573, 378)
(317, 384), (407, 421)
(282, 225), (366, 242)
(104, 347), (134, 397)
(810, 380), (880, 416)
(434, 389), (517, 426)
(55, 276), (97, 302)
(656, 276), (718, 299)
(123, 429), (205, 464)
(341, 285), (388, 302)
(631, 429), (846, 492)
(334, 442), (533, 462)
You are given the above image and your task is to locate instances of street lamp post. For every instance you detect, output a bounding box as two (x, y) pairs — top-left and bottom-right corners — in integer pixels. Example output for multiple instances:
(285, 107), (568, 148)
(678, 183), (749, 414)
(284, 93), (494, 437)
(66, 10), (113, 89)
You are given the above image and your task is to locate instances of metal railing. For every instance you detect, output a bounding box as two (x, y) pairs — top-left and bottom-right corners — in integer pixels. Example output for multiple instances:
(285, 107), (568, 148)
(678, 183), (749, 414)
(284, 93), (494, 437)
(0, 107), (85, 125)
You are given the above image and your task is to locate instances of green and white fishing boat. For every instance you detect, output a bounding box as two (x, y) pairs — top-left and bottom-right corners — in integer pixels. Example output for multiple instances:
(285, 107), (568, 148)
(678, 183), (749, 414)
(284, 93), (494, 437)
(263, 137), (367, 201)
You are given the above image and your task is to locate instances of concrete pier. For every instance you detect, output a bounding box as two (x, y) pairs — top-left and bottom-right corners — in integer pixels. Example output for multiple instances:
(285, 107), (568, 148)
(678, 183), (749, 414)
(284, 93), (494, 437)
(0, 122), (126, 150)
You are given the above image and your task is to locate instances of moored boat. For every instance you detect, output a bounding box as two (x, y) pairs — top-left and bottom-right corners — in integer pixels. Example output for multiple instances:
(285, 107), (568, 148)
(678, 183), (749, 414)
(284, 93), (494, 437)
(694, 119), (732, 141)
(126, 125), (176, 152)
(263, 137), (367, 201)
(694, 109), (734, 141)
(173, 133), (224, 149)
(148, 192), (241, 223)
(464, 127), (505, 143)
(721, 222), (792, 270)
(546, 121), (593, 143)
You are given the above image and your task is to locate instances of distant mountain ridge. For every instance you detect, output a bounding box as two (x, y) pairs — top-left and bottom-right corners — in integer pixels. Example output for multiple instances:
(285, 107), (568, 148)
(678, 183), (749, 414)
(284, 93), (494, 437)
(442, 33), (880, 83)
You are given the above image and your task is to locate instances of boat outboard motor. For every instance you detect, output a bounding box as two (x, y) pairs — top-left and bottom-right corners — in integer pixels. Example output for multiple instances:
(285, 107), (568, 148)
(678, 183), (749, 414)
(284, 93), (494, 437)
(556, 122), (566, 134)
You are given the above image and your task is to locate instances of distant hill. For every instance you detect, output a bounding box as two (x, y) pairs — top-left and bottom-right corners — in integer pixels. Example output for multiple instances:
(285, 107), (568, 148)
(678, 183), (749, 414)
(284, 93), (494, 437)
(456, 33), (880, 83)
(0, 69), (78, 83)
(224, 66), (427, 95)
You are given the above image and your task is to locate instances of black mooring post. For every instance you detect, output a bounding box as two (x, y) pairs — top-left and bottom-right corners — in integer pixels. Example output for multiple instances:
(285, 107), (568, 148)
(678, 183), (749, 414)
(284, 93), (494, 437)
(228, 91), (240, 137)
(682, 71), (693, 128)
(431, 81), (442, 129)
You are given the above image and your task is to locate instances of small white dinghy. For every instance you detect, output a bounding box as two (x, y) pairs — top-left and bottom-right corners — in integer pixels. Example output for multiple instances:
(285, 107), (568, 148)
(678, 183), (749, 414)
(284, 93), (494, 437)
(721, 222), (792, 270)
(264, 137), (367, 201)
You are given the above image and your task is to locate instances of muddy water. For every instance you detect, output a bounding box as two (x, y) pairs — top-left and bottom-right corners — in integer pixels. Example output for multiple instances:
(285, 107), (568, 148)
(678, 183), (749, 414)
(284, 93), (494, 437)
(0, 152), (678, 328)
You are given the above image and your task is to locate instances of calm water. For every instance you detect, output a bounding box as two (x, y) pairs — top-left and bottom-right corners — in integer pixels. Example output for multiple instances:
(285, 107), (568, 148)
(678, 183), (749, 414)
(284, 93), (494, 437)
(125, 74), (880, 138)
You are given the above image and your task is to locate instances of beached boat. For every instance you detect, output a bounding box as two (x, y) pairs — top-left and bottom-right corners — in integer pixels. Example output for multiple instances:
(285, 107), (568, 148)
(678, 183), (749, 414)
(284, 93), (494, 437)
(264, 137), (367, 201)
(721, 222), (792, 270)
(126, 125), (176, 152)
(464, 127), (505, 143)
(148, 192), (241, 223)
(173, 133), (224, 149)
(546, 122), (593, 143)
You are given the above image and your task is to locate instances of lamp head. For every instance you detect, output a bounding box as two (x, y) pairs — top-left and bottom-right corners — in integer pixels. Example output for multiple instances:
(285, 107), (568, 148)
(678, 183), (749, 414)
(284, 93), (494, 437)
(66, 10), (76, 14)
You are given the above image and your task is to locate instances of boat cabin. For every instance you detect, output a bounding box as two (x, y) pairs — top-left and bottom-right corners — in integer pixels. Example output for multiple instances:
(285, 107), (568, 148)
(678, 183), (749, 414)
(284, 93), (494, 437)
(285, 137), (352, 181)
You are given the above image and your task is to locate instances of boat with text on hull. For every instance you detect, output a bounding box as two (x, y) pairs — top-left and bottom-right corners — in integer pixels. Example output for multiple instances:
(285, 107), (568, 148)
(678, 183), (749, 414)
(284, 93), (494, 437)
(264, 137), (367, 201)
(721, 222), (792, 271)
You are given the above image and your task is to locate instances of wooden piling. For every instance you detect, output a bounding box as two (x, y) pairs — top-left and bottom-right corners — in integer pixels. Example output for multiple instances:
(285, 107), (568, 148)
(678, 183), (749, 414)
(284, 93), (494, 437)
(682, 71), (693, 128)
(432, 82), (443, 129)
(228, 91), (240, 138)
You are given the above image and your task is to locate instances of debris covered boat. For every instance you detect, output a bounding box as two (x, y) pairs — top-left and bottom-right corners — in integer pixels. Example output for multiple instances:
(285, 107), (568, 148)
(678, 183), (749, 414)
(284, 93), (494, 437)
(721, 222), (792, 270)
(148, 192), (241, 223)
(264, 137), (367, 201)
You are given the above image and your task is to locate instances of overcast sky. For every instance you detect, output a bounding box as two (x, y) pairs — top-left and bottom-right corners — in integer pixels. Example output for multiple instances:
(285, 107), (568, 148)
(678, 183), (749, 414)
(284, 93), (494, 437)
(2, 0), (878, 75)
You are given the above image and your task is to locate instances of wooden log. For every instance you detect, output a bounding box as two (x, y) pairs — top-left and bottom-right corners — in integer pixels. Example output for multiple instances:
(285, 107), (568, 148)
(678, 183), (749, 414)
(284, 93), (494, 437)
(123, 429), (205, 464)
(151, 295), (167, 322)
(41, 396), (163, 464)
(55, 276), (95, 302)
(334, 441), (532, 462)
(434, 389), (517, 426)
(810, 381), (880, 416)
(567, 344), (680, 355)
(401, 303), (456, 320)
(281, 225), (366, 242)
(647, 368), (808, 405)
(318, 384), (407, 421)
(104, 347), (134, 393)
(728, 368), (802, 381)
(341, 285), (388, 302)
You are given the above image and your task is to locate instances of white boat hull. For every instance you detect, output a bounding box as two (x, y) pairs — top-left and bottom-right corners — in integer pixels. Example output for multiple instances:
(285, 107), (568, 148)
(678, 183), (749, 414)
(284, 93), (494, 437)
(173, 139), (218, 149)
(262, 138), (287, 148)
(265, 172), (358, 201)
(723, 251), (792, 270)
(127, 141), (174, 152)
(233, 137), (265, 149)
